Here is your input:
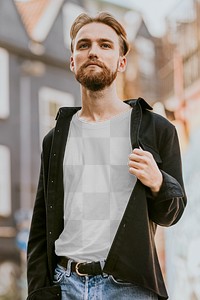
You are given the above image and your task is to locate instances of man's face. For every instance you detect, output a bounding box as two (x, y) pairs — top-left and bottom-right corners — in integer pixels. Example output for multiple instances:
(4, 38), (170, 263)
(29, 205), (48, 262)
(70, 22), (126, 91)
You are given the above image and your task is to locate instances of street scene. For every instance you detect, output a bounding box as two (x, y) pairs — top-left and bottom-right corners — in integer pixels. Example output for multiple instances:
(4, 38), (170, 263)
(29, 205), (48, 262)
(0, 0), (200, 299)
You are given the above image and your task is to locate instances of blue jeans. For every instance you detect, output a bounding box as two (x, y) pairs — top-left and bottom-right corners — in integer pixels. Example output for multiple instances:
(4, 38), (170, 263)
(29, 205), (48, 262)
(54, 264), (158, 300)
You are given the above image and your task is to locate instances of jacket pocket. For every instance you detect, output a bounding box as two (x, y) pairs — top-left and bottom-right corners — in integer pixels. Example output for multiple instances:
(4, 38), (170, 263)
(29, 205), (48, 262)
(27, 285), (61, 300)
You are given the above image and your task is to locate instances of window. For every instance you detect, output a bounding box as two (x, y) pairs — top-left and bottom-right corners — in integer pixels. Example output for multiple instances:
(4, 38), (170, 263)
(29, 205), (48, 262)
(0, 48), (9, 119)
(62, 3), (84, 49)
(39, 87), (74, 144)
(135, 37), (155, 76)
(0, 146), (11, 217)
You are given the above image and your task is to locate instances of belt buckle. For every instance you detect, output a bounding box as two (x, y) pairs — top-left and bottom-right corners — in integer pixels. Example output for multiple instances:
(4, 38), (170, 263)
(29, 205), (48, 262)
(75, 262), (88, 276)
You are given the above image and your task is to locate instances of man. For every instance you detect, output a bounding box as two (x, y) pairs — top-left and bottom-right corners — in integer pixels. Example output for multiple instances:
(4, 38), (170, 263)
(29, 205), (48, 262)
(27, 12), (187, 300)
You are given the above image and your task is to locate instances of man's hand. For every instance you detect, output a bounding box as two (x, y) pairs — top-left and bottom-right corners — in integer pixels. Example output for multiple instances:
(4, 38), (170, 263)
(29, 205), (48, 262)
(128, 148), (163, 194)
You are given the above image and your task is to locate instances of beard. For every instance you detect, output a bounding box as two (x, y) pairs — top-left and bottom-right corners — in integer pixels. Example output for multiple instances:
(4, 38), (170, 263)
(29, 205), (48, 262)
(75, 60), (118, 92)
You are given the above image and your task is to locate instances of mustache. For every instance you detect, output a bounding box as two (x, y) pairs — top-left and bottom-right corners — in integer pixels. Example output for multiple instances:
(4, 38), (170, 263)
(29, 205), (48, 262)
(81, 60), (105, 68)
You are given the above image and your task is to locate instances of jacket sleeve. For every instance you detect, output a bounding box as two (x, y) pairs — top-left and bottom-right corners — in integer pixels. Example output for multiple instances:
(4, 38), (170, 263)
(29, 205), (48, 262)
(27, 153), (51, 295)
(147, 123), (187, 226)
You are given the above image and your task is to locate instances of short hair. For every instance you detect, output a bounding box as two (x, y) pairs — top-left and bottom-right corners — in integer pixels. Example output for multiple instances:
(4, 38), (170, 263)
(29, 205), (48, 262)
(70, 12), (130, 56)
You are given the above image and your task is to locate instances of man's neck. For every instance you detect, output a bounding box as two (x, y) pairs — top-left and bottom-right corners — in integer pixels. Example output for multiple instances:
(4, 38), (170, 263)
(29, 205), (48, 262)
(79, 85), (130, 122)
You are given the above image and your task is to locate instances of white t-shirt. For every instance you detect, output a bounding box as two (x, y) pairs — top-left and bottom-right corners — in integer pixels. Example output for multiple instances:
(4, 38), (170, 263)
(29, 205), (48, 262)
(55, 108), (136, 262)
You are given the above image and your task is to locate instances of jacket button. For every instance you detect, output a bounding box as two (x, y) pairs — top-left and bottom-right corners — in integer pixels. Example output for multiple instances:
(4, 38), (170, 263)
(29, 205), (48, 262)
(49, 231), (52, 235)
(50, 205), (53, 209)
(53, 153), (56, 156)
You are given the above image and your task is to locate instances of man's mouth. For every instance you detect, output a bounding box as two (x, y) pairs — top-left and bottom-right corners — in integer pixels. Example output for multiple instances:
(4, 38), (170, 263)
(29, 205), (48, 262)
(84, 61), (103, 68)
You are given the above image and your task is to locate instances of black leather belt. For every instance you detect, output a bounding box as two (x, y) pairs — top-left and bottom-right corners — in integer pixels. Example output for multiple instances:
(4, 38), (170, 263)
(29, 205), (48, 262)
(57, 256), (103, 276)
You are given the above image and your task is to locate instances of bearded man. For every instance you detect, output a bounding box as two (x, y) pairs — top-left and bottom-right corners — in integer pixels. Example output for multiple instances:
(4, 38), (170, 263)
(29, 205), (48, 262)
(27, 12), (187, 300)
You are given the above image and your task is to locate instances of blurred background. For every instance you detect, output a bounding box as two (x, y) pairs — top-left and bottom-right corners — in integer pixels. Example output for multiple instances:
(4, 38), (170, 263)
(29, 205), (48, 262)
(0, 0), (200, 299)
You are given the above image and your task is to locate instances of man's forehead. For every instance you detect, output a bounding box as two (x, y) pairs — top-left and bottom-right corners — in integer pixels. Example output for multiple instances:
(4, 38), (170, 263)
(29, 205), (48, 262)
(75, 22), (119, 42)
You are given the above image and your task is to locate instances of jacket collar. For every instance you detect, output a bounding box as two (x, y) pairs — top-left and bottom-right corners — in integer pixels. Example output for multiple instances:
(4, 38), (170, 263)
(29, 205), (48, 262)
(55, 97), (152, 121)
(124, 98), (152, 110)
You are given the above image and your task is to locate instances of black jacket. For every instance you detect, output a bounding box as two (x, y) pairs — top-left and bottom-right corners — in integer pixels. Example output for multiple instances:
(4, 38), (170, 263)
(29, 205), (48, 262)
(27, 98), (187, 300)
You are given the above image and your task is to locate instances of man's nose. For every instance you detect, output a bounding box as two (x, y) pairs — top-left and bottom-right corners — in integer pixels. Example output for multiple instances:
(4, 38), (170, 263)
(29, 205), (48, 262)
(88, 43), (99, 59)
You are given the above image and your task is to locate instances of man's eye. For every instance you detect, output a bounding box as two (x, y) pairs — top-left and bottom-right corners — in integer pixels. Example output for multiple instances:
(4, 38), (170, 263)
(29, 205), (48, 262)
(101, 43), (111, 49)
(79, 44), (89, 49)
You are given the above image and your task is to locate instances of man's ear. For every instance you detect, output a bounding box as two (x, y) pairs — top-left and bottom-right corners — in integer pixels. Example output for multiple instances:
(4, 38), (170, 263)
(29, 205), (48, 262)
(70, 56), (74, 72)
(118, 56), (127, 73)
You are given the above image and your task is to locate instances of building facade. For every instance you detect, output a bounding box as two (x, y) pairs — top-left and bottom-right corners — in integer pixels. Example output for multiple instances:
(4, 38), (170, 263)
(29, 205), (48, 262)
(158, 0), (200, 299)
